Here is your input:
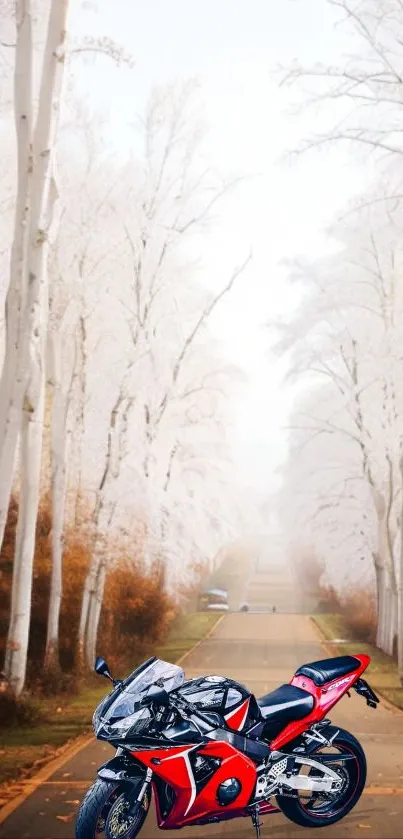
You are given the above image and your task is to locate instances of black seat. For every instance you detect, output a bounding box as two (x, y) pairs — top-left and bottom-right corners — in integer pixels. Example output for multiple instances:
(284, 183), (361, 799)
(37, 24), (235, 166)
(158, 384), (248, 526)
(257, 684), (314, 739)
(295, 655), (360, 687)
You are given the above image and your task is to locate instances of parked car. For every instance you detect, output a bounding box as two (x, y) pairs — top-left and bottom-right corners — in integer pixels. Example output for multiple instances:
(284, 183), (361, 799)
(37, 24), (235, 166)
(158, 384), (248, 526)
(198, 587), (229, 611)
(206, 602), (230, 611)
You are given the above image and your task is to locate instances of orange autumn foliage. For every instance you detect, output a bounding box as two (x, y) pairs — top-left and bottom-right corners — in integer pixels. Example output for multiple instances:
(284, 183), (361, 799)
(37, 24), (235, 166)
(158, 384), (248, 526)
(99, 558), (177, 671)
(0, 495), (176, 687)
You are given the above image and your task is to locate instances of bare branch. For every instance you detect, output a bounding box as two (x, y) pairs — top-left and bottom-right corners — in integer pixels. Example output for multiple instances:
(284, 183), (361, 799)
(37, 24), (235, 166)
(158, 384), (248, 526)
(155, 252), (252, 427)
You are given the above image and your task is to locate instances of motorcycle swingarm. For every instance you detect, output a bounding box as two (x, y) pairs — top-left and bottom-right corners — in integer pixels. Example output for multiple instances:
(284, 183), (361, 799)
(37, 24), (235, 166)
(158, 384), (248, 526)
(260, 754), (343, 798)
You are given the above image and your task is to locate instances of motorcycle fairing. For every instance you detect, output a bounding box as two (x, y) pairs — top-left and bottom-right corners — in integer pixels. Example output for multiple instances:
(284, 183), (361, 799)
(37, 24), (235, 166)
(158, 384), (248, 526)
(130, 740), (262, 829)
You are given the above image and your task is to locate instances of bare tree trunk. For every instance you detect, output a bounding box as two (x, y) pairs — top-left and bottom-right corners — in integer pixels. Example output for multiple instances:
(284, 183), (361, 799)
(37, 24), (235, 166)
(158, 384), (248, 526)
(4, 0), (70, 695)
(85, 560), (107, 668)
(375, 564), (386, 650)
(73, 312), (87, 526)
(77, 554), (100, 672)
(383, 583), (396, 657)
(5, 181), (55, 693)
(398, 457), (403, 684)
(44, 328), (70, 672)
(0, 0), (33, 551)
(77, 383), (124, 670)
(372, 488), (397, 655)
(83, 500), (116, 668)
(4, 342), (46, 695)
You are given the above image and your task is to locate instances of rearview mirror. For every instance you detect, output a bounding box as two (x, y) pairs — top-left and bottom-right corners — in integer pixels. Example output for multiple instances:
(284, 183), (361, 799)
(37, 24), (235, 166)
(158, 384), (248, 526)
(94, 656), (114, 684)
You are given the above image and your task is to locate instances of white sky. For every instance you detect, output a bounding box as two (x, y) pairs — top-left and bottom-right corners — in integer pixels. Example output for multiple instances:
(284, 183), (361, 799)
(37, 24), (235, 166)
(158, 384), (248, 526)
(70, 0), (374, 494)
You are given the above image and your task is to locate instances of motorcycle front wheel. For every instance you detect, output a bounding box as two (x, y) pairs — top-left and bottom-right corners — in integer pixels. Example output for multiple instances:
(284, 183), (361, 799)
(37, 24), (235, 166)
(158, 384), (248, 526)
(276, 726), (366, 828)
(75, 777), (151, 839)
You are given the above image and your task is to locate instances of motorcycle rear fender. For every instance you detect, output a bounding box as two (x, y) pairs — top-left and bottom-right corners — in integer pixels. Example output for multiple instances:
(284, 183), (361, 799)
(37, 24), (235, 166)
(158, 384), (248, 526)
(269, 654), (370, 750)
(97, 751), (146, 785)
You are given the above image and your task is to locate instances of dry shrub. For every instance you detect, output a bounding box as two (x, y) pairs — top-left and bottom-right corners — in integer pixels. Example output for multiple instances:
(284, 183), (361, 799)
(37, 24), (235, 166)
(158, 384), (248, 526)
(292, 546), (325, 597)
(99, 558), (176, 672)
(318, 584), (376, 643)
(0, 692), (43, 727)
(340, 590), (377, 644)
(317, 584), (340, 613)
(1, 495), (176, 692)
(28, 499), (91, 677)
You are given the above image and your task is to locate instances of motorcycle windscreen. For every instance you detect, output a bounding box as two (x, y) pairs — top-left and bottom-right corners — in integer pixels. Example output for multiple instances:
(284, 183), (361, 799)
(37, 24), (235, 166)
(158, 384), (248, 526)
(94, 659), (184, 735)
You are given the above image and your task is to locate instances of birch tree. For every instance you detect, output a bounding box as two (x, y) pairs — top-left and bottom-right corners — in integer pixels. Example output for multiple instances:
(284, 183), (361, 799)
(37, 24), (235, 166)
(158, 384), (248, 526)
(278, 0), (403, 680)
(282, 0), (403, 166)
(73, 84), (249, 668)
(4, 0), (70, 697)
(44, 255), (77, 673)
(277, 193), (403, 670)
(43, 116), (127, 672)
(0, 0), (34, 552)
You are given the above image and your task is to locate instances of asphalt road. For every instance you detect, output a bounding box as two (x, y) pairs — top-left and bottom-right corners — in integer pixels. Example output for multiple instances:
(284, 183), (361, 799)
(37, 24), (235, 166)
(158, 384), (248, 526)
(1, 572), (403, 838)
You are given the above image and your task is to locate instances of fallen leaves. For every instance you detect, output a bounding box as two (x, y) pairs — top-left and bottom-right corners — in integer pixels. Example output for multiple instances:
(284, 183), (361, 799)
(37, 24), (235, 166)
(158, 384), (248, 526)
(56, 813), (75, 823)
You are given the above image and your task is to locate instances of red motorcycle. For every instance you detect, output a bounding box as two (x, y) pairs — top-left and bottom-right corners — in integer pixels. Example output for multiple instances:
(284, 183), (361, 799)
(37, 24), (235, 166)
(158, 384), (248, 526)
(75, 653), (378, 839)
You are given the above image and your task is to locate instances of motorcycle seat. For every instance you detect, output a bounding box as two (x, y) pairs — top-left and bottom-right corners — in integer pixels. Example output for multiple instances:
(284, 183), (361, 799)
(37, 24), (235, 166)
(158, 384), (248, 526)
(257, 684), (314, 723)
(294, 655), (360, 687)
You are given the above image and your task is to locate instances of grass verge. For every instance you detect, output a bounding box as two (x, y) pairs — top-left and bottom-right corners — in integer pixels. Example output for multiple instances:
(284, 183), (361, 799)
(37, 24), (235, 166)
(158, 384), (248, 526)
(0, 611), (219, 791)
(313, 613), (403, 712)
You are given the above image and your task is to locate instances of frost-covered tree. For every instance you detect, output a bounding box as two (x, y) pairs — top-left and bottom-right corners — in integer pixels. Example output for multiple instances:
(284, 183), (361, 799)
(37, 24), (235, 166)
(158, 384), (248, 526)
(277, 191), (403, 678)
(68, 84), (250, 668)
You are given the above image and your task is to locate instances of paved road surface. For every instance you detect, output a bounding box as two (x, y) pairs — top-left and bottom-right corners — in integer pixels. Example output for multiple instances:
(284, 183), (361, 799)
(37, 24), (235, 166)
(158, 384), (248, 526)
(1, 566), (403, 838)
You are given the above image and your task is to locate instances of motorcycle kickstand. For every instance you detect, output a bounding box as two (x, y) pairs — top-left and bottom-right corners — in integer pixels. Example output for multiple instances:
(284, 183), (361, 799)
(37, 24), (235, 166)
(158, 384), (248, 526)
(251, 805), (263, 839)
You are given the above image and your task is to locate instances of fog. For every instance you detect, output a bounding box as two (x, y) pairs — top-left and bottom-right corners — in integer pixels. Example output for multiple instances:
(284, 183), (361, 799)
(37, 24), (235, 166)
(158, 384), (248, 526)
(71, 0), (373, 495)
(1, 0), (403, 694)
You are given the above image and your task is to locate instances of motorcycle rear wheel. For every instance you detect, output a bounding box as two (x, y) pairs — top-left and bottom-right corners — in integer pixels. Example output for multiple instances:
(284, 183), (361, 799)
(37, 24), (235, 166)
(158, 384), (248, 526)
(276, 726), (366, 828)
(75, 778), (150, 839)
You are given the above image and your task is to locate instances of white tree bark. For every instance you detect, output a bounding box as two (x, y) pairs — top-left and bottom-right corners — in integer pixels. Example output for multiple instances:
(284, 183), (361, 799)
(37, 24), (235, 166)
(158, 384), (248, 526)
(77, 378), (125, 670)
(4, 0), (70, 696)
(372, 488), (397, 655)
(0, 0), (33, 551)
(4, 335), (47, 695)
(78, 497), (116, 670)
(85, 559), (107, 668)
(398, 456), (403, 685)
(44, 326), (71, 671)
(77, 553), (101, 670)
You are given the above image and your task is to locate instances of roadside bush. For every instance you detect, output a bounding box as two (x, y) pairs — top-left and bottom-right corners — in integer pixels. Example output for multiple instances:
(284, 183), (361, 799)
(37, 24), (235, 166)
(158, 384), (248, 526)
(0, 692), (43, 727)
(292, 546), (325, 597)
(318, 584), (376, 643)
(1, 495), (177, 696)
(99, 558), (176, 672)
(341, 590), (377, 644)
(317, 584), (340, 613)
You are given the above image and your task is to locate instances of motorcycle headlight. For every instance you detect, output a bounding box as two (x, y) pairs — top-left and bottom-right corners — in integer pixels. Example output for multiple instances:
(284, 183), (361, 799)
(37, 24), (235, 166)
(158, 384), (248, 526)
(109, 708), (151, 737)
(111, 713), (139, 732)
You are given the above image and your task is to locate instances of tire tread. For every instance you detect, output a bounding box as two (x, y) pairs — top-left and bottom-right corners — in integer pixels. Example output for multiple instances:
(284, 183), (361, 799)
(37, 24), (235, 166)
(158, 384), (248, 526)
(75, 779), (119, 839)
